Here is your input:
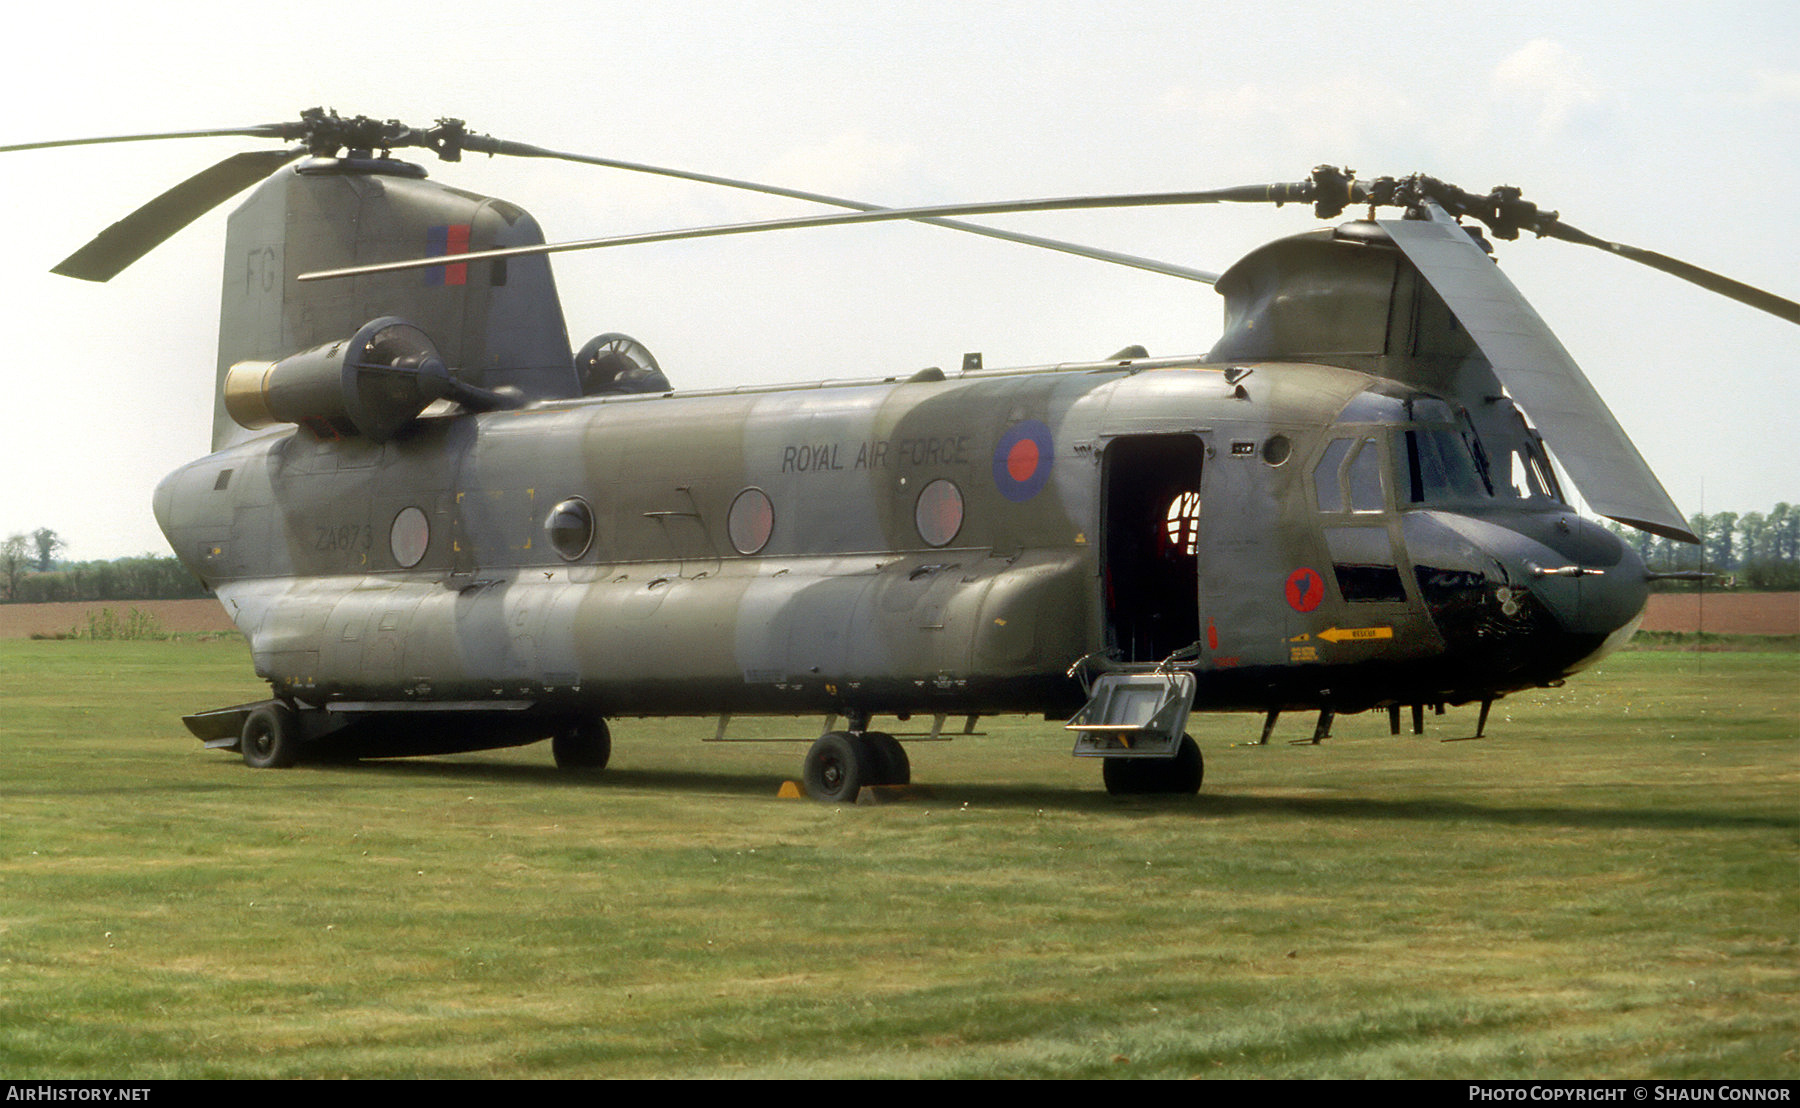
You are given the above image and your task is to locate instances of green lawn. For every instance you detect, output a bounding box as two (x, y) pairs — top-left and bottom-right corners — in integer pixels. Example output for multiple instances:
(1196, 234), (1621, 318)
(1, 640), (1794, 1078)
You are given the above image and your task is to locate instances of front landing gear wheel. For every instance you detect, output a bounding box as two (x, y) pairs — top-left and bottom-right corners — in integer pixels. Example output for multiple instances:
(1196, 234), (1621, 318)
(1102, 734), (1203, 796)
(1164, 734), (1204, 794)
(242, 702), (300, 769)
(803, 731), (874, 803)
(552, 717), (612, 771)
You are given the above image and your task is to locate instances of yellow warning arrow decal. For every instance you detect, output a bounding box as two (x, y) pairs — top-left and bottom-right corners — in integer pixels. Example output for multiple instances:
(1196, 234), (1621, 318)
(1318, 625), (1394, 644)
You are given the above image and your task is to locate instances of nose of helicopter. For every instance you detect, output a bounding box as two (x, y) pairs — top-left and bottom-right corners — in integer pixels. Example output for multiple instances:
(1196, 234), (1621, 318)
(1404, 510), (1650, 682)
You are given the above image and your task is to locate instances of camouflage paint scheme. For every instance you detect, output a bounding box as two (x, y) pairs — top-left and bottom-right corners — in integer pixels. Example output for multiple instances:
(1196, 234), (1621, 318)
(153, 157), (1651, 776)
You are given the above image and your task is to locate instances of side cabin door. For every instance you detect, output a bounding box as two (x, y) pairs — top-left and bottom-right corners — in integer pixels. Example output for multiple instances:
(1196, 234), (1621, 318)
(1101, 435), (1206, 663)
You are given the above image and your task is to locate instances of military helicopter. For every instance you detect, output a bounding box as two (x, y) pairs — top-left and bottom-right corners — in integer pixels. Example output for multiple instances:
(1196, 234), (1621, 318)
(12, 109), (1796, 801)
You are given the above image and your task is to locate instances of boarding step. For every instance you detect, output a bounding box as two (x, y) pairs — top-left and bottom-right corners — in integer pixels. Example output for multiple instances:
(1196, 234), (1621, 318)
(1066, 671), (1195, 758)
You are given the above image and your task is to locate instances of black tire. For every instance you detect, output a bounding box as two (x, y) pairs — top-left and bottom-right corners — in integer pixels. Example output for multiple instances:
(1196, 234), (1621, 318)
(862, 732), (911, 787)
(552, 716), (612, 771)
(1164, 734), (1204, 794)
(1102, 754), (1152, 795)
(1102, 734), (1203, 796)
(242, 702), (300, 769)
(803, 731), (871, 803)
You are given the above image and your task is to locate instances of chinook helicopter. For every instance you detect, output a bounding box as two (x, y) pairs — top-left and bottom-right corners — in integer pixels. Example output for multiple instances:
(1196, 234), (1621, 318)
(13, 109), (1797, 802)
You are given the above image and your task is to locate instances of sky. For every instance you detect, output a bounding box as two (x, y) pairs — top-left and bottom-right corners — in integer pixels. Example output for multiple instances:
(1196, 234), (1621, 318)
(3, 0), (1796, 560)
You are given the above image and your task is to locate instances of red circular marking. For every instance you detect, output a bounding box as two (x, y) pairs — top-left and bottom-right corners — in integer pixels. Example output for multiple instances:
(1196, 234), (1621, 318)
(1006, 438), (1039, 482)
(1286, 567), (1324, 613)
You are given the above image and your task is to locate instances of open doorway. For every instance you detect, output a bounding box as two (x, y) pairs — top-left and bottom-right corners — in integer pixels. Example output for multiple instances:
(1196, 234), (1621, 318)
(1102, 435), (1205, 662)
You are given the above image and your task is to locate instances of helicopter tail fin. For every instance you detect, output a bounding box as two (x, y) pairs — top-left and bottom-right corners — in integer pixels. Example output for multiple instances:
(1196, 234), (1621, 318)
(214, 160), (575, 450)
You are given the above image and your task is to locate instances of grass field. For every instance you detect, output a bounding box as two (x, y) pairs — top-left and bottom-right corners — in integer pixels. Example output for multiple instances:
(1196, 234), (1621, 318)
(1, 639), (1794, 1079)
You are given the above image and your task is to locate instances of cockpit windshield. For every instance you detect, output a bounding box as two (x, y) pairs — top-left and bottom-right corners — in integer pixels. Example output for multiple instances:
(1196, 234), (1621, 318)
(1328, 387), (1564, 512)
(1400, 427), (1488, 504)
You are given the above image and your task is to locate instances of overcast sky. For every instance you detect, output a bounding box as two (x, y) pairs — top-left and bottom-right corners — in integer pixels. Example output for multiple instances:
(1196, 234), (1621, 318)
(4, 0), (1796, 559)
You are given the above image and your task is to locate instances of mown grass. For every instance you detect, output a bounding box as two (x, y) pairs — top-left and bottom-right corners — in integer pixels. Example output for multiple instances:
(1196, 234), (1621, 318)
(0, 640), (1793, 1079)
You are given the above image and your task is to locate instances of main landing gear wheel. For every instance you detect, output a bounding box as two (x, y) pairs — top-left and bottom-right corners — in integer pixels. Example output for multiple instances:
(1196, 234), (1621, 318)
(802, 730), (911, 801)
(803, 731), (868, 802)
(552, 716), (612, 771)
(803, 731), (865, 802)
(1102, 734), (1203, 796)
(862, 731), (911, 787)
(241, 702), (300, 769)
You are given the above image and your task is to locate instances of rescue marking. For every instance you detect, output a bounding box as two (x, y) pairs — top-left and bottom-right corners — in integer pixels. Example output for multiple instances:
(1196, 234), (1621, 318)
(1318, 625), (1394, 644)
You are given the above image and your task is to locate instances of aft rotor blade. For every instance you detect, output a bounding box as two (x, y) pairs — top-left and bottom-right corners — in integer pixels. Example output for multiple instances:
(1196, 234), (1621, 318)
(464, 135), (1221, 283)
(0, 122), (299, 155)
(1537, 220), (1800, 326)
(1380, 210), (1697, 543)
(301, 183), (1301, 282)
(52, 148), (302, 281)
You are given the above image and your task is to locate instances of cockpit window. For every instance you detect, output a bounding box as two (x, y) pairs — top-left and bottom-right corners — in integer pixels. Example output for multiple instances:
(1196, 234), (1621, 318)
(1505, 445), (1559, 500)
(1313, 436), (1388, 514)
(1400, 428), (1489, 504)
(1313, 438), (1352, 513)
(1346, 438), (1384, 512)
(1496, 407), (1566, 503)
(1332, 389), (1563, 511)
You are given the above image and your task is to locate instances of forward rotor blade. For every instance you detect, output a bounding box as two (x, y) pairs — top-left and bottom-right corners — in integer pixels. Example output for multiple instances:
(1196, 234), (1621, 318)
(464, 135), (1221, 283)
(301, 183), (1302, 282)
(1537, 220), (1800, 326)
(1380, 210), (1697, 543)
(52, 148), (302, 281)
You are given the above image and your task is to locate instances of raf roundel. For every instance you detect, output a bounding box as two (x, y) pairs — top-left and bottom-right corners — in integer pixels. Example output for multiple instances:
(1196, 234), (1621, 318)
(992, 419), (1054, 503)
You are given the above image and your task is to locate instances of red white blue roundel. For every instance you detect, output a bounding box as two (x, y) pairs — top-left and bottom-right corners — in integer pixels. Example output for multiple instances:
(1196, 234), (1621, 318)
(993, 420), (1053, 502)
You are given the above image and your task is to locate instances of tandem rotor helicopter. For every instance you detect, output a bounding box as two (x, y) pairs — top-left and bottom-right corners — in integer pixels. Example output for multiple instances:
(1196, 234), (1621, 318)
(11, 108), (1797, 801)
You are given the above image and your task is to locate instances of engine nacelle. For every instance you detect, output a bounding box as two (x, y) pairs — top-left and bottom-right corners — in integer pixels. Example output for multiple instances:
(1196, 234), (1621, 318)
(574, 333), (670, 396)
(223, 317), (449, 442)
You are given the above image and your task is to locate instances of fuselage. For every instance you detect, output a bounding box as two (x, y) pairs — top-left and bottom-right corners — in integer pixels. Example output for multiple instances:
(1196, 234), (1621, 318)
(154, 353), (1649, 726)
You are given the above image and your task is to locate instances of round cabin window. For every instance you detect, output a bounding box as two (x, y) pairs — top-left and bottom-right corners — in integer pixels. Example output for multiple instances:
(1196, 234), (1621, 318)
(390, 506), (430, 568)
(728, 488), (775, 555)
(915, 479), (964, 548)
(546, 497), (595, 561)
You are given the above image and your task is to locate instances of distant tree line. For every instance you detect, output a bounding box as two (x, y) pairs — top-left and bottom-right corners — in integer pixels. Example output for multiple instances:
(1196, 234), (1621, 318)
(1603, 503), (1800, 590)
(4, 504), (1795, 603)
(1, 530), (207, 603)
